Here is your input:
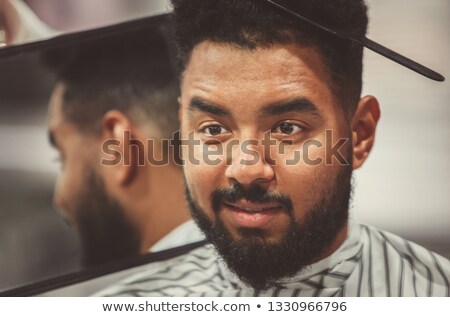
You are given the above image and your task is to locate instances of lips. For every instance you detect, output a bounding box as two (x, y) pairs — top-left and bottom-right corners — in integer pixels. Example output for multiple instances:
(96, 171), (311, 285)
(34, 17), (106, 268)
(223, 200), (283, 228)
(225, 200), (282, 213)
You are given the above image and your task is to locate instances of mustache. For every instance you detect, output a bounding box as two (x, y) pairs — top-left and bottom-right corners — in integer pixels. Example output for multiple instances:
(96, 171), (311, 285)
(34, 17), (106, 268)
(211, 182), (293, 214)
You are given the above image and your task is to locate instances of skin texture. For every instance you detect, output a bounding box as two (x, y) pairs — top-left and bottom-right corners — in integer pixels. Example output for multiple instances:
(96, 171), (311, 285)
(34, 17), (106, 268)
(47, 82), (191, 266)
(179, 41), (380, 287)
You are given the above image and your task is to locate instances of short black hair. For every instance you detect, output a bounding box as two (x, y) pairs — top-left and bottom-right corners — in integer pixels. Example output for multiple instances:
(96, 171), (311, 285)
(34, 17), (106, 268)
(44, 20), (179, 140)
(170, 0), (369, 113)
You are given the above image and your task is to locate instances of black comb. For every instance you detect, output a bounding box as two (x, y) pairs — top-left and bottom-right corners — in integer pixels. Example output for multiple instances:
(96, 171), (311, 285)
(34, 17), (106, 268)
(264, 0), (445, 82)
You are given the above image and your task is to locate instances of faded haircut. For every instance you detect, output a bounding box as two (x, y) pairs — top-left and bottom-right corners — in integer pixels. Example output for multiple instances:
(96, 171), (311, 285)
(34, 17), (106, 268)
(170, 0), (369, 114)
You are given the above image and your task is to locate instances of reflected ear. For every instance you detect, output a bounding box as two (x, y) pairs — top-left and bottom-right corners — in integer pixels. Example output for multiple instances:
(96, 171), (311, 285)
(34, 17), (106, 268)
(351, 95), (381, 170)
(101, 110), (140, 186)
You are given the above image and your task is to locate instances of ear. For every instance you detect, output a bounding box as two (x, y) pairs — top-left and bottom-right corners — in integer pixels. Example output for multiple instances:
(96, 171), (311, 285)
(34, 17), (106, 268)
(351, 95), (381, 170)
(100, 110), (142, 186)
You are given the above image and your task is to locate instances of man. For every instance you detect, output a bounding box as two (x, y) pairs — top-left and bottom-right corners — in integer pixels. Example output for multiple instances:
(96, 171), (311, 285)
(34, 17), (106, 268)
(46, 23), (203, 268)
(97, 0), (450, 296)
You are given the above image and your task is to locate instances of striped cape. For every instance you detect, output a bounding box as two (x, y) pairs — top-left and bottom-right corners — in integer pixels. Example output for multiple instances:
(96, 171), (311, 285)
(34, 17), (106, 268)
(96, 221), (450, 297)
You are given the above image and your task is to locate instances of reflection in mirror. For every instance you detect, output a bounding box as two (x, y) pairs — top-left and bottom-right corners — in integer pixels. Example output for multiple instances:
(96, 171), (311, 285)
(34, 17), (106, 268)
(0, 0), (170, 47)
(0, 12), (204, 296)
(0, 46), (71, 291)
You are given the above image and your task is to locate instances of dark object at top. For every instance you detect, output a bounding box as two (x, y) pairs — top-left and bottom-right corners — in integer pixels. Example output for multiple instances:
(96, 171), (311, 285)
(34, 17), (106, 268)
(264, 0), (445, 82)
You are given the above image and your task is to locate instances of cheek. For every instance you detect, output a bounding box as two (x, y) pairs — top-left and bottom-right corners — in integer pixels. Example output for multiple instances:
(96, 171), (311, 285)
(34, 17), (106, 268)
(182, 129), (227, 216)
(276, 162), (336, 223)
(274, 126), (350, 168)
(273, 133), (344, 219)
(53, 171), (73, 217)
(184, 152), (225, 215)
(53, 160), (84, 224)
(277, 162), (318, 200)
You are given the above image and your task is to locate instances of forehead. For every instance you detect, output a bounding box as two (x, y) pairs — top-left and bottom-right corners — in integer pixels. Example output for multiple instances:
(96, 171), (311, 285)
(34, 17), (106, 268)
(181, 41), (337, 113)
(48, 82), (83, 143)
(48, 82), (66, 129)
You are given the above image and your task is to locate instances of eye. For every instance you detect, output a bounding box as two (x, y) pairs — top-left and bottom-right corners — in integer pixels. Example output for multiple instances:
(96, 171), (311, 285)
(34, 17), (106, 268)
(273, 122), (303, 135)
(200, 124), (229, 136)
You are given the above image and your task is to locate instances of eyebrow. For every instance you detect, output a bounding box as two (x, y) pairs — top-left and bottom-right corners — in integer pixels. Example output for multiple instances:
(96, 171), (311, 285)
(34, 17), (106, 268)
(259, 98), (321, 118)
(188, 97), (232, 117)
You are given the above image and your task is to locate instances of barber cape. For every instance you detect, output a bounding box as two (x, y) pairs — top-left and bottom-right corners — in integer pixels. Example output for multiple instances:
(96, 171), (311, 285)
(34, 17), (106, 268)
(96, 220), (450, 297)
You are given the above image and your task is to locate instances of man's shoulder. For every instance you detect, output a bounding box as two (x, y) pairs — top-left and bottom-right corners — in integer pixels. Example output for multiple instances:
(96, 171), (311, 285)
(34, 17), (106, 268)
(150, 220), (205, 252)
(94, 244), (219, 297)
(357, 222), (450, 295)
(358, 222), (449, 266)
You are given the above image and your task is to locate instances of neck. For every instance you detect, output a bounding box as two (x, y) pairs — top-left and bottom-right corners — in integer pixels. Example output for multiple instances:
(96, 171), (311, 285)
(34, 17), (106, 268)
(316, 222), (349, 261)
(123, 164), (191, 253)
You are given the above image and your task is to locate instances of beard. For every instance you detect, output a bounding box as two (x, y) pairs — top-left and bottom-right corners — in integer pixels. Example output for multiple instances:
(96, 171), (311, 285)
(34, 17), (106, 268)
(185, 163), (353, 291)
(73, 170), (141, 267)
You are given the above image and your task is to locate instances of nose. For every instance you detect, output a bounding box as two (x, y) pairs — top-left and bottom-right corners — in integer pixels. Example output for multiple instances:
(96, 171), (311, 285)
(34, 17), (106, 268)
(225, 138), (275, 186)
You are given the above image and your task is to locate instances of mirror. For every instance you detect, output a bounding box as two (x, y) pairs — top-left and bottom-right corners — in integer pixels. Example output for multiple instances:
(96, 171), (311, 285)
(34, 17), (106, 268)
(0, 11), (204, 296)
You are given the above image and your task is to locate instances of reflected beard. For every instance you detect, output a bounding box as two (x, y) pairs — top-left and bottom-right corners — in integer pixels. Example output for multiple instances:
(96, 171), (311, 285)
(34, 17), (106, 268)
(74, 170), (140, 267)
(185, 165), (353, 291)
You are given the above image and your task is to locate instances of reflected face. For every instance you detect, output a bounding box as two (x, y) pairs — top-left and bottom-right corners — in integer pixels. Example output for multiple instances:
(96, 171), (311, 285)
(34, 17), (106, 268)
(47, 83), (140, 266)
(47, 83), (95, 225)
(180, 42), (353, 289)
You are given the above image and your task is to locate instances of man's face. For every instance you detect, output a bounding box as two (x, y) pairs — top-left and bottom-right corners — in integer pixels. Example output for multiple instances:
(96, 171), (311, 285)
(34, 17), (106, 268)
(180, 41), (354, 289)
(47, 83), (140, 266)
